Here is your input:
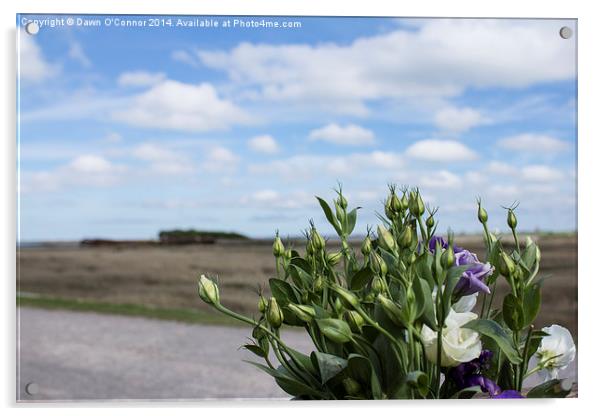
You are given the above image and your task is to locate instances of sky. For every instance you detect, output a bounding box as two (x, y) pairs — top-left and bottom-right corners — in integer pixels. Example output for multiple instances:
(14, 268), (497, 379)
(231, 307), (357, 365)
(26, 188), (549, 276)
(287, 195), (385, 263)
(17, 15), (577, 241)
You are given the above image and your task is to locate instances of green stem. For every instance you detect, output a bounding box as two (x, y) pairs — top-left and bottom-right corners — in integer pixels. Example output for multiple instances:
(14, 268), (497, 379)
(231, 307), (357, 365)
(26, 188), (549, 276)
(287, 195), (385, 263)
(435, 284), (444, 399)
(519, 326), (534, 391)
(486, 280), (497, 318)
(512, 229), (521, 255)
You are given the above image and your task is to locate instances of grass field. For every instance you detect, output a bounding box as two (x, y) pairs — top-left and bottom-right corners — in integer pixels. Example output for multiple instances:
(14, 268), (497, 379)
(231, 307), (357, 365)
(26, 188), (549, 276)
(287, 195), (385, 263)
(16, 234), (577, 338)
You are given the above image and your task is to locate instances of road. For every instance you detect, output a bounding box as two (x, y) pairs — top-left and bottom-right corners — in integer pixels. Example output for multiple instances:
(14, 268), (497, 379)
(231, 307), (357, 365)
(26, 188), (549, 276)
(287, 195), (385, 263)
(17, 307), (576, 401)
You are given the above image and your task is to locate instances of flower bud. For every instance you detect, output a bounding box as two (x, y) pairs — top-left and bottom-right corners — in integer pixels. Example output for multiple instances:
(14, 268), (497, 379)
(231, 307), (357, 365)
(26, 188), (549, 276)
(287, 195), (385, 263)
(310, 228), (325, 251)
(306, 239), (314, 256)
(198, 275), (220, 306)
(385, 195), (395, 220)
(498, 251), (515, 277)
(391, 193), (402, 213)
(332, 285), (360, 308)
(377, 225), (397, 253)
(370, 252), (388, 277)
(426, 215), (435, 229)
(272, 234), (285, 257)
(344, 310), (365, 333)
(258, 295), (267, 313)
(267, 298), (284, 328)
(440, 247), (456, 269)
(377, 294), (405, 327)
(361, 236), (372, 256)
(335, 203), (345, 223)
(409, 191), (425, 217)
(398, 226), (413, 249)
(284, 249), (292, 261)
(364, 293), (375, 303)
(338, 194), (348, 210)
(400, 192), (409, 210)
(342, 378), (362, 396)
(371, 276), (386, 294)
(327, 251), (343, 266)
(316, 318), (353, 344)
(478, 203), (488, 224)
(287, 303), (315, 323)
(507, 209), (518, 230)
(314, 275), (324, 292)
(334, 298), (343, 314)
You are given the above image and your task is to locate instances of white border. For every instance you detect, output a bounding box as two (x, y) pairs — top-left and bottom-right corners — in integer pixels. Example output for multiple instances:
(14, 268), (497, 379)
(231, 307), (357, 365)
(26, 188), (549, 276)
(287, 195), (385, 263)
(2, 1), (600, 414)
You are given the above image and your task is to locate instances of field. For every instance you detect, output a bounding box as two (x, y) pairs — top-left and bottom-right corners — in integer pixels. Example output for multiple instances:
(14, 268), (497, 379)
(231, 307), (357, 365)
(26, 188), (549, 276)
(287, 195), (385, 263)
(17, 234), (578, 339)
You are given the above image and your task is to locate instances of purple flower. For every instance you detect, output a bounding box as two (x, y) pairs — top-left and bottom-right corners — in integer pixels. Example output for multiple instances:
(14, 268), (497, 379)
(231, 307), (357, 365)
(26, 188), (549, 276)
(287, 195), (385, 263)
(449, 350), (524, 399)
(427, 236), (493, 296)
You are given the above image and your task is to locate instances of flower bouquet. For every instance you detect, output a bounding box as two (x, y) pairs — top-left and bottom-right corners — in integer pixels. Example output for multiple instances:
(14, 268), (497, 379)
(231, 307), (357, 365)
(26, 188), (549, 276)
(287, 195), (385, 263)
(197, 186), (576, 399)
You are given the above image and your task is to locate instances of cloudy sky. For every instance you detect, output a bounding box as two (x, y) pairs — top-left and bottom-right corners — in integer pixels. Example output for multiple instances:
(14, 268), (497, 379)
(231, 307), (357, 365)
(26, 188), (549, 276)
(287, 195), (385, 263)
(17, 16), (577, 241)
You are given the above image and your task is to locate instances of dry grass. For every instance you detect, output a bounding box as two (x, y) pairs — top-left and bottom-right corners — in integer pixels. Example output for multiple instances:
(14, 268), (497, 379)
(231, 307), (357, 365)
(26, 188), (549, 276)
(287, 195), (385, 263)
(17, 235), (577, 338)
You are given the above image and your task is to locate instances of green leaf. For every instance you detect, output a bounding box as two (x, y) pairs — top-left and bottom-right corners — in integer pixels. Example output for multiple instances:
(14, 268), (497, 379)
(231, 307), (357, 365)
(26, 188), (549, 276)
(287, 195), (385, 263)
(442, 265), (469, 316)
(316, 318), (353, 344)
(527, 379), (572, 398)
(523, 283), (542, 327)
(244, 361), (327, 399)
(347, 354), (382, 399)
(349, 267), (374, 291)
(269, 278), (298, 305)
(502, 293), (524, 331)
(290, 257), (312, 275)
(463, 319), (522, 364)
(242, 344), (267, 358)
(316, 196), (341, 235)
(345, 207), (359, 236)
(290, 264), (313, 288)
(310, 351), (348, 384)
(405, 371), (429, 397)
(417, 278), (437, 330)
(521, 242), (538, 272)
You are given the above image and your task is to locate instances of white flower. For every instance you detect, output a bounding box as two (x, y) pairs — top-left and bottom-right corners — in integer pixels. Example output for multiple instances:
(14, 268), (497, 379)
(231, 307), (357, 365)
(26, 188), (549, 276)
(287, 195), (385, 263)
(533, 324), (576, 381)
(452, 292), (479, 313)
(421, 309), (482, 367)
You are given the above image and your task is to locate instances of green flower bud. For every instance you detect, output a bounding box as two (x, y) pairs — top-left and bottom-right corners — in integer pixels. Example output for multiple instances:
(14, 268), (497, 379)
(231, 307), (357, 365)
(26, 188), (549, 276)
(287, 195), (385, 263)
(338, 194), (348, 210)
(371, 276), (386, 294)
(327, 251), (344, 266)
(361, 236), (372, 256)
(400, 192), (409, 210)
(398, 226), (413, 249)
(407, 252), (417, 265)
(370, 252), (388, 277)
(409, 191), (425, 217)
(284, 249), (292, 261)
(310, 228), (325, 251)
(258, 295), (267, 313)
(267, 298), (284, 328)
(377, 294), (405, 327)
(377, 225), (397, 253)
(391, 193), (402, 213)
(314, 276), (324, 292)
(426, 215), (435, 229)
(334, 298), (343, 314)
(440, 247), (456, 269)
(272, 234), (285, 257)
(306, 239), (314, 256)
(364, 293), (375, 303)
(342, 378), (362, 396)
(335, 203), (345, 223)
(198, 275), (220, 306)
(316, 318), (353, 344)
(287, 303), (315, 323)
(332, 285), (360, 308)
(507, 209), (518, 230)
(498, 251), (516, 277)
(344, 310), (365, 333)
(478, 203), (488, 224)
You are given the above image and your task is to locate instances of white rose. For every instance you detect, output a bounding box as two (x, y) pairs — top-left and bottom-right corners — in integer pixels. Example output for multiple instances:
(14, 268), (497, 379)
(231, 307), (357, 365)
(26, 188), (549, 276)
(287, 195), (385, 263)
(532, 324), (576, 381)
(421, 309), (482, 367)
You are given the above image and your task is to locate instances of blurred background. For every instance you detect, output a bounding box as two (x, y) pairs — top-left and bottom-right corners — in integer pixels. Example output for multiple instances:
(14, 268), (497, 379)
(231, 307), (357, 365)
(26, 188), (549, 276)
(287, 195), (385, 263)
(17, 15), (577, 400)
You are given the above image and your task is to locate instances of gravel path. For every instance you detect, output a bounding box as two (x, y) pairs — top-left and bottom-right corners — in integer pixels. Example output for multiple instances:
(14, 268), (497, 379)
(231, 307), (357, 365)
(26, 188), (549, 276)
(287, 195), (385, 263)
(16, 307), (576, 402)
(17, 307), (313, 401)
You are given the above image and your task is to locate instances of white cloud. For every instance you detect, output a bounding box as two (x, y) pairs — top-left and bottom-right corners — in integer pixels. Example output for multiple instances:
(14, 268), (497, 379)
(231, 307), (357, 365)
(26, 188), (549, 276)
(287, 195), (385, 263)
(498, 133), (570, 153)
(420, 170), (462, 189)
(309, 123), (375, 146)
(487, 161), (516, 175)
(132, 143), (195, 175)
(18, 30), (59, 82)
(112, 80), (250, 132)
(521, 165), (564, 182)
(117, 71), (167, 87)
(194, 20), (575, 114)
(242, 189), (315, 209)
(434, 107), (486, 133)
(405, 139), (478, 162)
(104, 132), (122, 143)
(68, 155), (113, 174)
(203, 146), (240, 172)
(248, 135), (280, 154)
(171, 50), (198, 67)
(68, 42), (91, 68)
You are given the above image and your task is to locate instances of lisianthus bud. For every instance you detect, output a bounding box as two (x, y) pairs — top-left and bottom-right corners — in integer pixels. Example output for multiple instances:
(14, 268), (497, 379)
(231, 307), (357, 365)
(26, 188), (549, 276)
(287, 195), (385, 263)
(361, 236), (372, 256)
(334, 298), (343, 314)
(267, 298), (284, 328)
(311, 228), (325, 251)
(385, 195), (395, 220)
(441, 247), (455, 269)
(288, 303), (315, 323)
(344, 310), (365, 333)
(377, 294), (404, 327)
(377, 225), (397, 253)
(332, 285), (360, 308)
(335, 203), (345, 223)
(398, 226), (413, 249)
(410, 191), (425, 217)
(400, 192), (409, 210)
(258, 295), (267, 313)
(306, 239), (314, 256)
(327, 251), (343, 266)
(498, 251), (515, 277)
(284, 249), (292, 261)
(342, 378), (362, 396)
(316, 318), (353, 344)
(198, 275), (220, 306)
(338, 194), (348, 210)
(478, 204), (488, 224)
(371, 276), (386, 294)
(272, 233), (285, 257)
(507, 209), (518, 230)
(391, 193), (402, 213)
(314, 275), (324, 292)
(370, 252), (388, 277)
(426, 215), (435, 229)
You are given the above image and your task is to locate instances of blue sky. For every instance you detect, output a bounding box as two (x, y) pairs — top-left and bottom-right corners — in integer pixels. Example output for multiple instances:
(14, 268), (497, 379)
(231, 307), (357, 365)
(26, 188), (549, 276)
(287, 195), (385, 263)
(17, 15), (577, 241)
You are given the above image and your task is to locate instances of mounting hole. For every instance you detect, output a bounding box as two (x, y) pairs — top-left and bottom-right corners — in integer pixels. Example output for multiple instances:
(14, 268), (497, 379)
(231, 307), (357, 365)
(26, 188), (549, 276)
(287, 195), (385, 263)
(25, 22), (39, 35)
(25, 382), (39, 395)
(559, 26), (573, 39)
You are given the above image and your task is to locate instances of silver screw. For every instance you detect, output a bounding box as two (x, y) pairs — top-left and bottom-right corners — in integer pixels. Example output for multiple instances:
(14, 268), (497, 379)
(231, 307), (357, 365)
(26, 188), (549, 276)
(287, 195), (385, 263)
(559, 26), (573, 39)
(25, 22), (39, 35)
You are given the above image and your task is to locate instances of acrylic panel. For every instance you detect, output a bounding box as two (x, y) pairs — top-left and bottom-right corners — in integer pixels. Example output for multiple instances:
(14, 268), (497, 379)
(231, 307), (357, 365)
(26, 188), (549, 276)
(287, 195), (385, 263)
(16, 14), (577, 401)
